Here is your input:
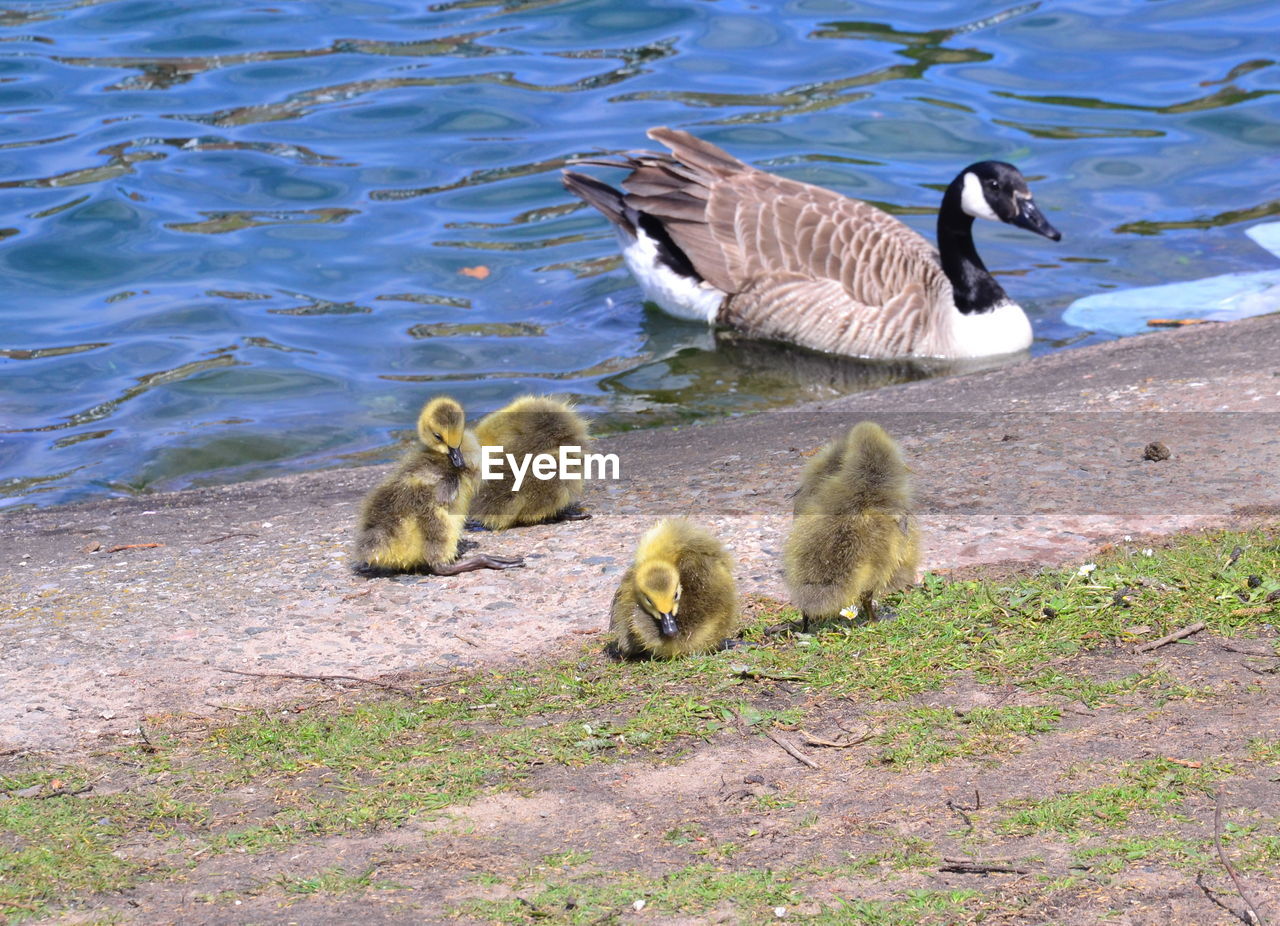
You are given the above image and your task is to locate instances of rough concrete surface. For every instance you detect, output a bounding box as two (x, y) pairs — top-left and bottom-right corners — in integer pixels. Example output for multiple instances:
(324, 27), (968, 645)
(2, 314), (1278, 754)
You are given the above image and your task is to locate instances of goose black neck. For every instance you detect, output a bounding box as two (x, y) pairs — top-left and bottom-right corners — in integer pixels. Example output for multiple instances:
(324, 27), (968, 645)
(937, 181), (1009, 315)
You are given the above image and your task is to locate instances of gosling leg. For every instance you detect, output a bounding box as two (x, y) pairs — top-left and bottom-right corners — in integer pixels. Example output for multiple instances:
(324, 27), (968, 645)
(551, 503), (591, 523)
(859, 593), (877, 623)
(431, 554), (525, 575)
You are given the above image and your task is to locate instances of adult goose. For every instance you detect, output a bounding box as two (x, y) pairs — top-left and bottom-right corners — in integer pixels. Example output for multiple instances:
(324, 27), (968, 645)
(563, 127), (1061, 360)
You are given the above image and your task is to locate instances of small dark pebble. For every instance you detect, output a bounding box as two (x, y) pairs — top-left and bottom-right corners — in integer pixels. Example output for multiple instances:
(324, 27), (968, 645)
(744, 773), (765, 785)
(1267, 589), (1280, 604)
(1142, 441), (1171, 462)
(1001, 434), (1021, 442)
(1248, 575), (1263, 588)
(1236, 591), (1250, 603)
(1042, 606), (1058, 619)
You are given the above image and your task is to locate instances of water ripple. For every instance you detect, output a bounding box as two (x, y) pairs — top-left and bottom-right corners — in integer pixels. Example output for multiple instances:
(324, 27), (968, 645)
(2, 0), (1278, 506)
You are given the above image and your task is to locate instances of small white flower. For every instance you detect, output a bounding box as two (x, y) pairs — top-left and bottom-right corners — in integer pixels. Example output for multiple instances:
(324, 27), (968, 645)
(1077, 563), (1097, 577)
(1123, 535), (1132, 542)
(633, 899), (646, 911)
(1142, 548), (1154, 557)
(775, 908), (788, 918)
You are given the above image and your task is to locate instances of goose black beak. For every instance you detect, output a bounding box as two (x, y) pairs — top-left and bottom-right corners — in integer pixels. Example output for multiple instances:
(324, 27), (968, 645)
(1010, 198), (1061, 242)
(448, 446), (465, 469)
(658, 612), (679, 638)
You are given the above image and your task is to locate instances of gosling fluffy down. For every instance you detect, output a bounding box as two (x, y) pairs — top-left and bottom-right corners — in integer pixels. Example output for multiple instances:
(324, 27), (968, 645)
(610, 518), (738, 659)
(356, 397), (522, 575)
(470, 395), (591, 530)
(783, 422), (919, 629)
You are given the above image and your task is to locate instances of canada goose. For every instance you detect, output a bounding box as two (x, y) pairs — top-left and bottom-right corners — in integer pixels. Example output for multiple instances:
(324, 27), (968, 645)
(469, 395), (592, 530)
(783, 422), (919, 631)
(563, 127), (1061, 360)
(610, 518), (738, 658)
(356, 397), (524, 575)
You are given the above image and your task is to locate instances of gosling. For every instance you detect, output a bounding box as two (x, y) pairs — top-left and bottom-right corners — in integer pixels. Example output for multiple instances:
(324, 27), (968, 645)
(609, 518), (738, 658)
(355, 397), (524, 575)
(783, 421), (919, 631)
(469, 395), (592, 530)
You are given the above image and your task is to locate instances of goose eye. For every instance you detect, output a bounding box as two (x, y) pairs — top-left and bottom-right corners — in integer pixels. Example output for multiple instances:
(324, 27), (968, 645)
(433, 432), (443, 441)
(986, 178), (999, 190)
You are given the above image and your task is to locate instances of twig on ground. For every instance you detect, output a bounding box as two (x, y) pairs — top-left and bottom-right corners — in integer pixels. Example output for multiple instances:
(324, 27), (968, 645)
(201, 532), (259, 545)
(733, 665), (806, 681)
(138, 722), (156, 754)
(1242, 662), (1280, 677)
(1136, 621), (1206, 653)
(946, 788), (981, 834)
(35, 784), (93, 800)
(1198, 873), (1253, 924)
(1163, 757), (1203, 769)
(1216, 642), (1280, 658)
(215, 667), (452, 694)
(940, 856), (1029, 875)
(106, 543), (163, 553)
(799, 728), (869, 748)
(1215, 788), (1270, 926)
(340, 588), (373, 602)
(763, 729), (819, 769)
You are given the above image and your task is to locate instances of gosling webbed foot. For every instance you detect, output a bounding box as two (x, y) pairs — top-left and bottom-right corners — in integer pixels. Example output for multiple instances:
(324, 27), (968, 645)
(464, 518), (491, 532)
(354, 562), (397, 579)
(719, 638), (751, 651)
(431, 554), (525, 575)
(552, 503), (592, 523)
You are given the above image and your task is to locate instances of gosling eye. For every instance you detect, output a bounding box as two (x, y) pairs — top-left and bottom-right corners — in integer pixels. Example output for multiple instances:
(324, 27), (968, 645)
(432, 432), (443, 441)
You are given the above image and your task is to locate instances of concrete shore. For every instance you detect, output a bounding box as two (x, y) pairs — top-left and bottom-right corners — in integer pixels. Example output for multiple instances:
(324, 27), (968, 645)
(3, 314), (1278, 754)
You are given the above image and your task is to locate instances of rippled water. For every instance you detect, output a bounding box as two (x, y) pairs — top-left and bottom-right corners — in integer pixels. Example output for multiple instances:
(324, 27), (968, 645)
(1, 0), (1277, 507)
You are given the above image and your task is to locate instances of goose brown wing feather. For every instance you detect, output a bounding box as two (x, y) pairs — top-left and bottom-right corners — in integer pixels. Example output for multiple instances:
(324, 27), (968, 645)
(723, 275), (933, 358)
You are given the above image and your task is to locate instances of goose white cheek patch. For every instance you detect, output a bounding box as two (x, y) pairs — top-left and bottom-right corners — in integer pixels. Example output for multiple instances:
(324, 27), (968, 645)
(961, 172), (1000, 221)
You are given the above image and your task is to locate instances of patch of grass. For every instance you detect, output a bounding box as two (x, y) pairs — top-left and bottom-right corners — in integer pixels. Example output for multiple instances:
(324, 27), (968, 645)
(461, 858), (980, 925)
(0, 776), (153, 919)
(3, 527), (1277, 919)
(462, 863), (815, 923)
(1019, 668), (1209, 708)
(277, 865), (395, 896)
(999, 757), (1226, 836)
(1222, 821), (1280, 873)
(662, 823), (705, 846)
(812, 890), (986, 926)
(873, 704), (1061, 767)
(1246, 737), (1280, 764)
(542, 849), (592, 868)
(1073, 834), (1211, 873)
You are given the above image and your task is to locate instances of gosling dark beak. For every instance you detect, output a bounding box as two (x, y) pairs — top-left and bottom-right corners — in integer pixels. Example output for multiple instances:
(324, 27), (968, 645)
(659, 612), (679, 638)
(448, 446), (465, 469)
(1010, 197), (1061, 242)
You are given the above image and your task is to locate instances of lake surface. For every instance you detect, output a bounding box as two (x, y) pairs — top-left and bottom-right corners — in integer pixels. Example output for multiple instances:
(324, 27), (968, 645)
(1, 0), (1277, 508)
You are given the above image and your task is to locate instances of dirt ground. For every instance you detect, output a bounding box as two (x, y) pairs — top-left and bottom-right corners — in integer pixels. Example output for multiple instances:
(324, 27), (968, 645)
(43, 608), (1280, 925)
